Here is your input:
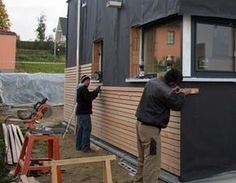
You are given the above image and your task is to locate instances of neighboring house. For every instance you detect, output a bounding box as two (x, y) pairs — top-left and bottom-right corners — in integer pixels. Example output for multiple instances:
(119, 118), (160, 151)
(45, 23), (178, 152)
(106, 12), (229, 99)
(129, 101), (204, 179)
(0, 31), (16, 72)
(65, 0), (236, 182)
(55, 17), (67, 45)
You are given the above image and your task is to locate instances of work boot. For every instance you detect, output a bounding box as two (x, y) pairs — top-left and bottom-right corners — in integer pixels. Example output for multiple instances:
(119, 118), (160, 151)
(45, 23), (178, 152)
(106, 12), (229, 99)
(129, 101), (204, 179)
(82, 148), (96, 153)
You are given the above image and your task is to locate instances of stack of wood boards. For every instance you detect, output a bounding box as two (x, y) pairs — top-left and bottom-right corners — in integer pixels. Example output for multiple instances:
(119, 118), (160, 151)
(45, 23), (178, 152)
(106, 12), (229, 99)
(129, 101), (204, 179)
(2, 123), (24, 164)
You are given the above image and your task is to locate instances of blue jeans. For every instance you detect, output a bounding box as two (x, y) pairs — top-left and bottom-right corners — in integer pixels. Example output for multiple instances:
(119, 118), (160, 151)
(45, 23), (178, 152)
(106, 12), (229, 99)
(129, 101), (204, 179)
(76, 114), (92, 151)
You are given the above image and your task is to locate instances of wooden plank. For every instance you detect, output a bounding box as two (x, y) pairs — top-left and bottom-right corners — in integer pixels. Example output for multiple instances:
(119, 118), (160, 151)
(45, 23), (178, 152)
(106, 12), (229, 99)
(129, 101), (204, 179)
(80, 68), (92, 72)
(20, 175), (29, 183)
(94, 99), (137, 110)
(170, 111), (181, 117)
(93, 102), (136, 115)
(98, 96), (139, 106)
(44, 155), (116, 166)
(27, 177), (40, 183)
(92, 118), (134, 131)
(161, 142), (180, 153)
(179, 88), (199, 95)
(161, 147), (180, 159)
(14, 125), (24, 144)
(92, 109), (136, 125)
(92, 124), (137, 148)
(103, 160), (113, 183)
(101, 86), (143, 92)
(8, 125), (18, 163)
(162, 126), (180, 135)
(51, 165), (58, 183)
(98, 90), (143, 97)
(92, 128), (137, 155)
(161, 154), (180, 170)
(11, 124), (22, 159)
(93, 106), (136, 121)
(98, 92), (141, 102)
(2, 123), (13, 164)
(92, 122), (136, 143)
(169, 116), (181, 123)
(79, 63), (92, 69)
(64, 66), (77, 72)
(161, 131), (180, 141)
(162, 162), (180, 176)
(161, 136), (180, 147)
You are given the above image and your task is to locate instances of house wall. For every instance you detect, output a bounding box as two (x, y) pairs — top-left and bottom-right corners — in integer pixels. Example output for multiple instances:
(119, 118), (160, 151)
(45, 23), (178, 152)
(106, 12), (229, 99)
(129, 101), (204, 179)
(0, 34), (16, 72)
(66, 0), (236, 181)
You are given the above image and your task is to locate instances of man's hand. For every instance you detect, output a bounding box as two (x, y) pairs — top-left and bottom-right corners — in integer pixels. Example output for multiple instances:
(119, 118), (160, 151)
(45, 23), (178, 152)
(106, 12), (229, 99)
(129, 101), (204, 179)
(95, 86), (102, 93)
(173, 87), (192, 95)
(180, 88), (192, 95)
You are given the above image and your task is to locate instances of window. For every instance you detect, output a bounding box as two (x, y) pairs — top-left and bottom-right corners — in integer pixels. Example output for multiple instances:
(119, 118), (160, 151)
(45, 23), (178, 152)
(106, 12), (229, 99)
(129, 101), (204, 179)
(142, 20), (181, 76)
(129, 20), (181, 79)
(167, 31), (175, 45)
(195, 22), (236, 73)
(92, 40), (103, 81)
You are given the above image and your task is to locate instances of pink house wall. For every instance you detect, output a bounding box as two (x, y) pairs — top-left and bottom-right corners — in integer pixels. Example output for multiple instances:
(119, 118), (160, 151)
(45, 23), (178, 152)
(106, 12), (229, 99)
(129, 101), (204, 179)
(0, 32), (17, 72)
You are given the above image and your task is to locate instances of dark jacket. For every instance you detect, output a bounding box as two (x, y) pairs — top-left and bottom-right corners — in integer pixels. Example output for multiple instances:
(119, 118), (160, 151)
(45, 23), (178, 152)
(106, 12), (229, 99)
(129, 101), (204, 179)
(76, 84), (98, 115)
(135, 77), (185, 128)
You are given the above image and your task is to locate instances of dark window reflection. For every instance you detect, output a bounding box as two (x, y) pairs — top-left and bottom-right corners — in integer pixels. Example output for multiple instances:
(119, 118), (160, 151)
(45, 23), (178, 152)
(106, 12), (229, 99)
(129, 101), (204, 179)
(196, 23), (236, 72)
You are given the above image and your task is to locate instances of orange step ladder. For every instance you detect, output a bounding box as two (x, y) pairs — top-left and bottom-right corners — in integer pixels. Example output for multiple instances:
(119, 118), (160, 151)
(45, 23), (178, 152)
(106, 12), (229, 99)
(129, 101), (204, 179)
(14, 133), (62, 183)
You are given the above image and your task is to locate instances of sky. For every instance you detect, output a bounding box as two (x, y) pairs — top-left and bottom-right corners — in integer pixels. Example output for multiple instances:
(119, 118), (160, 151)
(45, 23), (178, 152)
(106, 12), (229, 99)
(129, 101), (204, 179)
(3, 0), (68, 41)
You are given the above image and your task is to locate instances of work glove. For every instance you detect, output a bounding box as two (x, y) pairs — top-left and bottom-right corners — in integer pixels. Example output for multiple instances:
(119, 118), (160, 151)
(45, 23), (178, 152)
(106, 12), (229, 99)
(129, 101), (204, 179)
(95, 86), (102, 93)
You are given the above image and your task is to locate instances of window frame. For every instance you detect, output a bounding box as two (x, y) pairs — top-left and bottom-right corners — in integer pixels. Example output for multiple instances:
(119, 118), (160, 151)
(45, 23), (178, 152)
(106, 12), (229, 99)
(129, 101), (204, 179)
(92, 39), (103, 82)
(167, 31), (175, 45)
(192, 16), (236, 78)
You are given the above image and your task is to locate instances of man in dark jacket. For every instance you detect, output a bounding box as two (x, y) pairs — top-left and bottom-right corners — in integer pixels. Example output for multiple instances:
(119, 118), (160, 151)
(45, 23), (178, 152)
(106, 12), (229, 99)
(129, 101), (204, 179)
(76, 75), (101, 152)
(133, 69), (190, 183)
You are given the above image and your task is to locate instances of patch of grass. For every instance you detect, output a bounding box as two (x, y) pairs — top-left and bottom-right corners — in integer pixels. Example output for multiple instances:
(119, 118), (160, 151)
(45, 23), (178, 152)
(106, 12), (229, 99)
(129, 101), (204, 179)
(16, 49), (65, 63)
(15, 62), (65, 73)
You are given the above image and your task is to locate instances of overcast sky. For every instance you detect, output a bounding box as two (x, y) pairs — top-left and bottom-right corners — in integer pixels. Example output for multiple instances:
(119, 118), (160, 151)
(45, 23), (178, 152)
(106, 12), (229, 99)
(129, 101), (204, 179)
(3, 0), (67, 41)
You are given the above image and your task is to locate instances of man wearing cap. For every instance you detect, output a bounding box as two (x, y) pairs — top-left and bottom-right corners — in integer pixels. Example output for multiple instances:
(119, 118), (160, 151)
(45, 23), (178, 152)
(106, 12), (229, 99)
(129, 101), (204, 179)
(76, 75), (101, 152)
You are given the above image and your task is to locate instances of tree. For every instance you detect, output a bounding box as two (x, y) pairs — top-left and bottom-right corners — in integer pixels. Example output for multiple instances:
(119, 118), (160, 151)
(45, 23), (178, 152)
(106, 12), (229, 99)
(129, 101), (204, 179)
(0, 0), (11, 31)
(36, 13), (46, 41)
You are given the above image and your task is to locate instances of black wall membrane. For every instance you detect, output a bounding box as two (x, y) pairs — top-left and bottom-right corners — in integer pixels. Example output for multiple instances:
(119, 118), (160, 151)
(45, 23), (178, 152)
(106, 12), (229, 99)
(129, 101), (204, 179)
(179, 0), (236, 20)
(66, 0), (78, 68)
(78, 0), (180, 86)
(67, 0), (236, 75)
(181, 82), (236, 181)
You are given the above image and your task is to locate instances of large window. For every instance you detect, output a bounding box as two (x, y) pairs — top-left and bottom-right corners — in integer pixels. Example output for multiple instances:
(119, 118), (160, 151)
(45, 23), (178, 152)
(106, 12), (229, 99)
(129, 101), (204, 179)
(195, 20), (236, 73)
(129, 20), (181, 79)
(142, 20), (181, 76)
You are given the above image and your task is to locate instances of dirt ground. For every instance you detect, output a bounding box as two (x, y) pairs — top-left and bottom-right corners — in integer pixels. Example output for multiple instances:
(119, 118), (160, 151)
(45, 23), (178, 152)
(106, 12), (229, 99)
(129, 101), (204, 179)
(36, 134), (133, 183)
(0, 104), (165, 183)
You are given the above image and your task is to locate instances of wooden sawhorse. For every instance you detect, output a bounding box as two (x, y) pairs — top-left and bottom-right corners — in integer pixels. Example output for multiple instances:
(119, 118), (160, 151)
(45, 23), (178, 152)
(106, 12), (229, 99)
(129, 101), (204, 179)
(43, 155), (116, 183)
(14, 133), (62, 183)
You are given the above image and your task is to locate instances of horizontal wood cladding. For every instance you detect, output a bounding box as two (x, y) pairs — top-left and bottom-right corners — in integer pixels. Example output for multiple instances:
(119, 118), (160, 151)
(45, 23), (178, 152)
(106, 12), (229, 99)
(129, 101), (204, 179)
(64, 64), (92, 127)
(79, 63), (92, 78)
(91, 85), (181, 176)
(64, 67), (77, 126)
(64, 64), (181, 176)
